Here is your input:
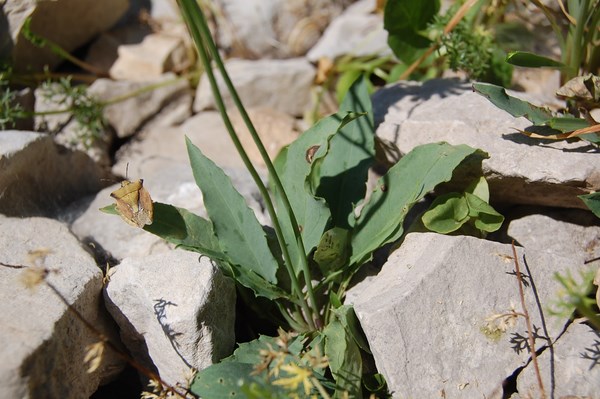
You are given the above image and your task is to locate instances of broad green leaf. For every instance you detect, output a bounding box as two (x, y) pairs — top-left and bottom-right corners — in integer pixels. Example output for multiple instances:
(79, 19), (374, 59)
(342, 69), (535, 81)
(384, 0), (440, 64)
(350, 143), (486, 265)
(472, 82), (553, 125)
(464, 192), (504, 232)
(422, 193), (469, 234)
(102, 202), (226, 261)
(316, 76), (375, 228)
(272, 116), (337, 271)
(186, 137), (279, 284)
(314, 227), (350, 277)
(274, 112), (362, 269)
(506, 51), (567, 68)
(324, 316), (362, 398)
(546, 116), (590, 132)
(190, 362), (259, 397)
(579, 192), (600, 219)
(384, 0), (440, 32)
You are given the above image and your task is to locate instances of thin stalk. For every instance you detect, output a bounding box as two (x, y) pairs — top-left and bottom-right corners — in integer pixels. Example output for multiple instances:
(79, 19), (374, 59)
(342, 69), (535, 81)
(511, 242), (546, 399)
(177, 0), (318, 330)
(189, 4), (322, 329)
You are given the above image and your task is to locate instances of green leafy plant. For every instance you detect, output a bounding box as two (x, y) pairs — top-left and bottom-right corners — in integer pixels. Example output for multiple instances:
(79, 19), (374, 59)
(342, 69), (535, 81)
(0, 81), (28, 129)
(383, 0), (513, 85)
(102, 1), (501, 396)
(504, 0), (600, 84)
(473, 79), (600, 144)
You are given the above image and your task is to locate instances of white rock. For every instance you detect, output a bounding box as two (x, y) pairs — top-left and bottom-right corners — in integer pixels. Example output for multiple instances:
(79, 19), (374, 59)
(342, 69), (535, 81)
(0, 130), (109, 217)
(347, 232), (595, 398)
(516, 321), (600, 398)
(373, 79), (600, 209)
(211, 0), (354, 58)
(307, 0), (391, 62)
(70, 161), (269, 260)
(88, 73), (192, 138)
(114, 112), (243, 171)
(0, 216), (123, 399)
(193, 58), (315, 117)
(508, 212), (600, 264)
(3, 0), (128, 72)
(110, 33), (189, 81)
(104, 251), (236, 387)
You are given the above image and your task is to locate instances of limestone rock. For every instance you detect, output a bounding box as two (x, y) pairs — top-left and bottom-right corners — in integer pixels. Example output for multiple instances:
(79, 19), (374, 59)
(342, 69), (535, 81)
(307, 0), (391, 62)
(508, 212), (600, 264)
(373, 79), (600, 209)
(0, 131), (109, 217)
(0, 216), (123, 399)
(104, 251), (236, 387)
(110, 33), (189, 81)
(210, 0), (355, 59)
(229, 107), (299, 168)
(88, 73), (192, 139)
(193, 58), (315, 117)
(516, 321), (600, 398)
(2, 0), (128, 72)
(346, 232), (596, 398)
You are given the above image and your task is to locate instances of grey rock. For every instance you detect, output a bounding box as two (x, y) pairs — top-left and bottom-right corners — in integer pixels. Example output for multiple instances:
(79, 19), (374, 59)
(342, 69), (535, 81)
(508, 212), (600, 264)
(307, 0), (391, 62)
(88, 73), (192, 139)
(0, 216), (123, 399)
(104, 251), (236, 387)
(0, 131), (109, 217)
(2, 0), (128, 72)
(113, 112), (243, 172)
(373, 79), (600, 209)
(516, 321), (600, 398)
(70, 161), (269, 261)
(109, 33), (189, 81)
(211, 0), (354, 58)
(346, 232), (595, 398)
(193, 58), (315, 117)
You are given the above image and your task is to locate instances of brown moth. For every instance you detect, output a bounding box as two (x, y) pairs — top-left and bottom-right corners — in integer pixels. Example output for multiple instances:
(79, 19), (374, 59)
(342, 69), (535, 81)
(110, 179), (154, 228)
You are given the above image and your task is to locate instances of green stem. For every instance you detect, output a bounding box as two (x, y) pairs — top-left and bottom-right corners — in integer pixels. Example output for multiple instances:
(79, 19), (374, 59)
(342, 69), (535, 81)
(190, 5), (321, 329)
(567, 0), (589, 81)
(178, 0), (319, 330)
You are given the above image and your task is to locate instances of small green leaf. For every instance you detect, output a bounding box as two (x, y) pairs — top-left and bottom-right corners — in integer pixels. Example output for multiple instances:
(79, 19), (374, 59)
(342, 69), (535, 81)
(363, 373), (387, 394)
(314, 227), (350, 277)
(472, 82), (553, 125)
(332, 305), (371, 355)
(187, 137), (279, 284)
(100, 203), (118, 215)
(464, 192), (504, 232)
(324, 315), (363, 398)
(546, 116), (590, 132)
(579, 192), (600, 219)
(506, 51), (567, 69)
(190, 362), (257, 398)
(422, 193), (469, 234)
